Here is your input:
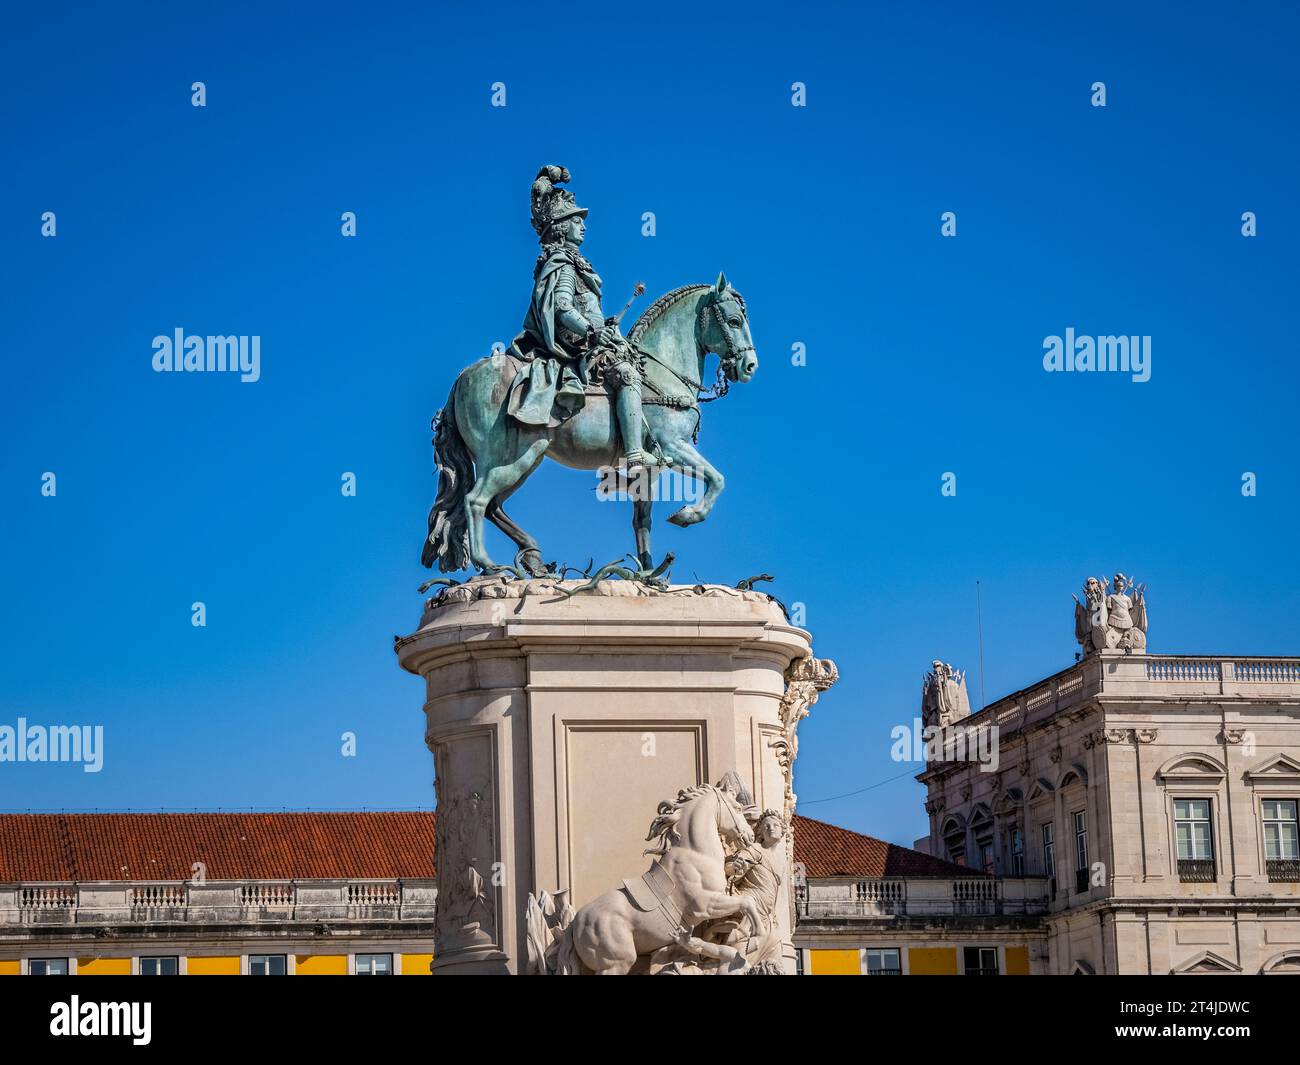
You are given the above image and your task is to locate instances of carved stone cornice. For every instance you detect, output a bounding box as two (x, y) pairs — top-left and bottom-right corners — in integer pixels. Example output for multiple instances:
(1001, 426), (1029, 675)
(1083, 727), (1128, 749)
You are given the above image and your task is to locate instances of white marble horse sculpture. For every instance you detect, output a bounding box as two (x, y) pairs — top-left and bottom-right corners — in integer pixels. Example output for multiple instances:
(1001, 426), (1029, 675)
(526, 782), (761, 975)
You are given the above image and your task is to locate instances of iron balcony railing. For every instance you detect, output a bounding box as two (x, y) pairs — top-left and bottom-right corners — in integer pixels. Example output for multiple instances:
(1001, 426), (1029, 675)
(1177, 859), (1216, 883)
(1265, 859), (1300, 882)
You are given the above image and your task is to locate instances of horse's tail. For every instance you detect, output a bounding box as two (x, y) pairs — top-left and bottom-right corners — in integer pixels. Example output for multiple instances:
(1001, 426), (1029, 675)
(422, 383), (474, 571)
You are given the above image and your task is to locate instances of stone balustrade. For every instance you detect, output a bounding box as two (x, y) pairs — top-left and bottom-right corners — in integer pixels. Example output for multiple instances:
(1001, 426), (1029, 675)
(965, 655), (1300, 736)
(0, 879), (437, 926)
(796, 876), (1050, 920)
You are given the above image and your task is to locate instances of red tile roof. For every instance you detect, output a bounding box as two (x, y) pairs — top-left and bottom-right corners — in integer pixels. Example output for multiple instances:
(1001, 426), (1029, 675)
(0, 811), (968, 882)
(791, 814), (980, 878)
(0, 812), (436, 882)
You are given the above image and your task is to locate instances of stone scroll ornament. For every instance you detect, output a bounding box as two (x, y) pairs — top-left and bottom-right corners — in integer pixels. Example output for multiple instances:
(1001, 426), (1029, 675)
(770, 657), (839, 820)
(1074, 572), (1148, 654)
(524, 775), (789, 975)
(420, 165), (760, 584)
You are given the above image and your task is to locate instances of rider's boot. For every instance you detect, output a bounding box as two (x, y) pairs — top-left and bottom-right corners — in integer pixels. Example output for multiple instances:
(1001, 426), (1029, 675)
(615, 377), (666, 469)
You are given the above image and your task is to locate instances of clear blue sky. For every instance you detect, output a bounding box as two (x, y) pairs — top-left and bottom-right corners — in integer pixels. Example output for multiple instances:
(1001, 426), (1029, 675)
(3, 2), (1297, 848)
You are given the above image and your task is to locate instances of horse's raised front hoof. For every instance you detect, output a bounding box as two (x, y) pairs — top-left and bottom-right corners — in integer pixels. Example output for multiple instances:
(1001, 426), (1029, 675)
(668, 505), (703, 527)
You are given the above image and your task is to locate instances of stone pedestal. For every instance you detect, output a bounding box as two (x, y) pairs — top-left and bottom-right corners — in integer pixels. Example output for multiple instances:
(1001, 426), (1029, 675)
(394, 577), (835, 974)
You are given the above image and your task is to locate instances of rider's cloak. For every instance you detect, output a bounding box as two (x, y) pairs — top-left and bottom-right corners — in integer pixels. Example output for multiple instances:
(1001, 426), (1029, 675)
(508, 247), (599, 427)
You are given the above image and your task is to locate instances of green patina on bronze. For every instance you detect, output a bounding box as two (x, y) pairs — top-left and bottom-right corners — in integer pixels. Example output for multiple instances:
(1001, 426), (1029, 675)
(421, 166), (759, 578)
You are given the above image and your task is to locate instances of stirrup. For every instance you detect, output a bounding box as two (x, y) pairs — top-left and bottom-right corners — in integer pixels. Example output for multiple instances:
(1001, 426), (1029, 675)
(622, 448), (661, 470)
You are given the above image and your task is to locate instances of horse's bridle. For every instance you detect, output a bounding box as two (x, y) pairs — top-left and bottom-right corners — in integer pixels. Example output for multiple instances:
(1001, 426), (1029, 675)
(700, 290), (754, 365)
(635, 289), (750, 408)
(695, 290), (752, 402)
(714, 785), (752, 845)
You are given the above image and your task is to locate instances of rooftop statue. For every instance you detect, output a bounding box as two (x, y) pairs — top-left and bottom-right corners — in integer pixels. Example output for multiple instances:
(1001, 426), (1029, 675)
(422, 166), (758, 579)
(1075, 572), (1148, 654)
(921, 661), (971, 728)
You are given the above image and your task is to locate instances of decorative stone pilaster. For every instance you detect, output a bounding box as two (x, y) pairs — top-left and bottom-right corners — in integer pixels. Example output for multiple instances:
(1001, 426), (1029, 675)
(771, 656), (838, 820)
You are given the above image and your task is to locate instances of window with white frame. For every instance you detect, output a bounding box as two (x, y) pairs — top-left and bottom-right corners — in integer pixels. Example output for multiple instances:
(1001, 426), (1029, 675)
(863, 948), (901, 975)
(29, 958), (69, 975)
(1263, 800), (1299, 860)
(355, 953), (393, 975)
(1174, 799), (1214, 860)
(139, 956), (178, 975)
(249, 954), (287, 976)
(1041, 822), (1055, 878)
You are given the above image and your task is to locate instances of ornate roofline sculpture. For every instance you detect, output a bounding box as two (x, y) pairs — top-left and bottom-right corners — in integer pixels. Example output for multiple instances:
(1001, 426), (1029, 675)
(1074, 572), (1148, 655)
(921, 660), (971, 729)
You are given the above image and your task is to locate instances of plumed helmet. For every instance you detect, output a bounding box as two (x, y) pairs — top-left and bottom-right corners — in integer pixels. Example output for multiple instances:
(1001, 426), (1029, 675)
(530, 165), (588, 237)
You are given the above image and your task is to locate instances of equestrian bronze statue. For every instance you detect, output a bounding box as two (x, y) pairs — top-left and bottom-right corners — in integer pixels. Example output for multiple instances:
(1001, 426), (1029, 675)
(422, 166), (758, 578)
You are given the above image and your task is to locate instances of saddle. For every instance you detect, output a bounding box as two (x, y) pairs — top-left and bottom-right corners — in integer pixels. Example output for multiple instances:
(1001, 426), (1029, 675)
(622, 860), (686, 939)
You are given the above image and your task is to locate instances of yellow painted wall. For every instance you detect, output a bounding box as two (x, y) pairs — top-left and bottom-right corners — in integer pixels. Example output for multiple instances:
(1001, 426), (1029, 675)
(187, 956), (240, 975)
(77, 957), (131, 976)
(808, 949), (861, 975)
(295, 954), (347, 975)
(1004, 946), (1030, 975)
(908, 947), (959, 975)
(401, 953), (433, 975)
(0, 960), (20, 976)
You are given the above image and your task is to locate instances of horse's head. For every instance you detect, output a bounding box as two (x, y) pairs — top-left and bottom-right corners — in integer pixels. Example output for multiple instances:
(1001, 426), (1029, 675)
(714, 785), (756, 849)
(697, 272), (757, 386)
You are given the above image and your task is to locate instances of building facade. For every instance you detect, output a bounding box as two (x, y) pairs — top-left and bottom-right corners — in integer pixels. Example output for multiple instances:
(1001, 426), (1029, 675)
(791, 813), (1043, 975)
(0, 812), (437, 976)
(4, 652), (1296, 976)
(1, 810), (1004, 976)
(916, 652), (1300, 975)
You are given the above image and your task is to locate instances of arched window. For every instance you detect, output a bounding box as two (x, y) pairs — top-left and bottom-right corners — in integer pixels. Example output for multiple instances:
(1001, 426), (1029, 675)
(941, 816), (967, 867)
(1261, 950), (1300, 975)
(970, 804), (994, 874)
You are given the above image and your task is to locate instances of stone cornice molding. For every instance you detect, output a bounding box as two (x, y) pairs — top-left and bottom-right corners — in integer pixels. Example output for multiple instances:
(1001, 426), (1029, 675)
(396, 579), (810, 680)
